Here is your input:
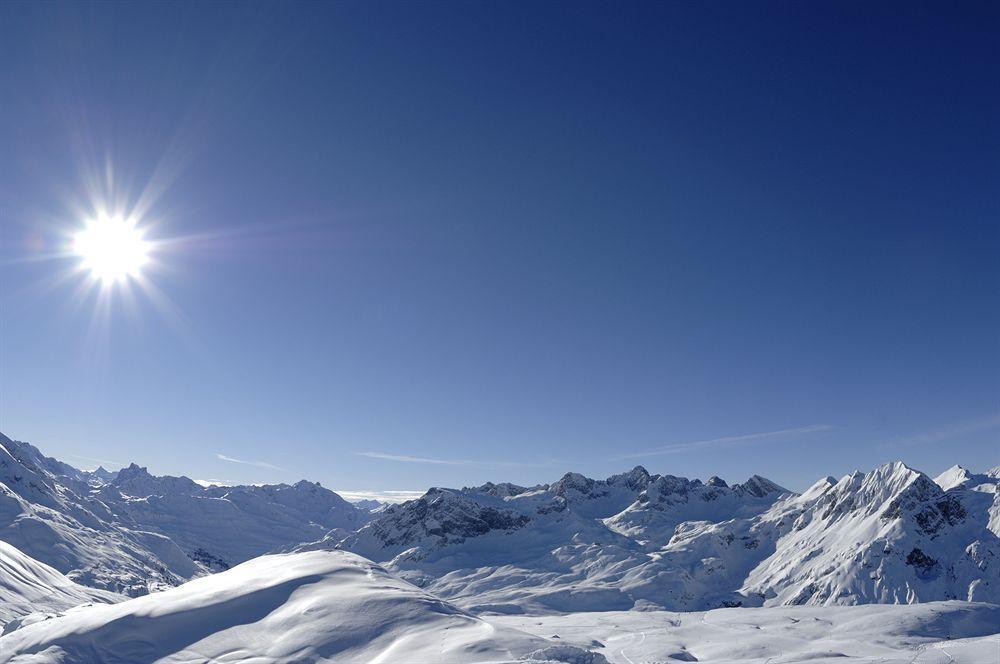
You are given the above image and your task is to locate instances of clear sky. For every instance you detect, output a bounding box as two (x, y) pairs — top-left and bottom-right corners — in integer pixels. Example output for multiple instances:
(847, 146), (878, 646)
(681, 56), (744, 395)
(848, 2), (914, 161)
(1, 1), (997, 498)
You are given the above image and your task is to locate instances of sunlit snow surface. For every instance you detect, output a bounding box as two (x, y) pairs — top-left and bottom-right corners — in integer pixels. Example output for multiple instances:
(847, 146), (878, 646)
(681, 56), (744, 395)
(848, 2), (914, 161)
(0, 540), (119, 629)
(1, 549), (997, 663)
(0, 550), (577, 664)
(494, 603), (1000, 663)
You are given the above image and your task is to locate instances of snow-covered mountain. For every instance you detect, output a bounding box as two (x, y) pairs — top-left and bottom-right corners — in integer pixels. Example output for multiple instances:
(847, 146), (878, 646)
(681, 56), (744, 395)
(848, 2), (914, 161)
(0, 550), (603, 664)
(3, 431), (997, 622)
(320, 467), (789, 612)
(99, 464), (370, 569)
(319, 462), (1000, 613)
(0, 434), (195, 595)
(0, 540), (120, 629)
(0, 433), (372, 596)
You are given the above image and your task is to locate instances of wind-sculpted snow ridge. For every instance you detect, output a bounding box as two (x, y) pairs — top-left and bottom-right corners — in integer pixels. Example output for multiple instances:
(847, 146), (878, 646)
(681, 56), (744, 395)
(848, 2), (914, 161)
(0, 540), (120, 629)
(0, 550), (606, 664)
(326, 462), (1000, 613)
(0, 433), (372, 596)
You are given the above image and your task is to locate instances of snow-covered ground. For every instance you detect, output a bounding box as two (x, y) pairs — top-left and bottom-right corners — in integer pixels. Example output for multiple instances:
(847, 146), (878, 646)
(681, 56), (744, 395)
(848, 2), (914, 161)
(494, 602), (1000, 663)
(2, 551), (996, 663)
(1, 432), (998, 663)
(0, 550), (605, 664)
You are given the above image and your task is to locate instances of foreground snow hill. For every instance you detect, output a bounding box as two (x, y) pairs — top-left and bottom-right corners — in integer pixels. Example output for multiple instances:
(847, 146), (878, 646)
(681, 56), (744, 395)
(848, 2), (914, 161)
(322, 462), (1000, 613)
(0, 540), (119, 628)
(0, 549), (605, 664)
(0, 432), (372, 595)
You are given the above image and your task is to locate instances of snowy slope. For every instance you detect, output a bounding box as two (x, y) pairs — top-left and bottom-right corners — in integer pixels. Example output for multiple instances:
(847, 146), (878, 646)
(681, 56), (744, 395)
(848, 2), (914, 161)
(0, 540), (120, 628)
(935, 464), (1000, 536)
(646, 462), (1000, 609)
(0, 550), (604, 664)
(495, 601), (1000, 664)
(740, 462), (1000, 605)
(101, 465), (371, 569)
(0, 433), (372, 594)
(0, 434), (195, 594)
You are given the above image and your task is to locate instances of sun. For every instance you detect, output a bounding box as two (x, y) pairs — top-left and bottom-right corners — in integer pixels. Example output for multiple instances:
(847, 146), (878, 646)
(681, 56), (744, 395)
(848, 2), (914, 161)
(73, 215), (151, 283)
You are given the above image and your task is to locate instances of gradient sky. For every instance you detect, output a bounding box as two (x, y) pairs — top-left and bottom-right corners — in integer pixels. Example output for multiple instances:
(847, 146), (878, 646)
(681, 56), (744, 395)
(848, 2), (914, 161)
(1, 1), (997, 499)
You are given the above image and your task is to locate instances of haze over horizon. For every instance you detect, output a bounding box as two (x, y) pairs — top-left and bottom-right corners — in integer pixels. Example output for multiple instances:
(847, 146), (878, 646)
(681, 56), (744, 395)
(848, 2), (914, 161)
(1, 1), (997, 497)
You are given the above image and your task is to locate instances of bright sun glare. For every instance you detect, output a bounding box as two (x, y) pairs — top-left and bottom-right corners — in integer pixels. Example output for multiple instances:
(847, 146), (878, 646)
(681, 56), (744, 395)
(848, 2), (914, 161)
(73, 215), (151, 283)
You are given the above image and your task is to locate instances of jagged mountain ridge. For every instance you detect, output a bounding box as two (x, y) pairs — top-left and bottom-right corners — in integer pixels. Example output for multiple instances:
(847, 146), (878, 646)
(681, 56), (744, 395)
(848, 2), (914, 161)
(324, 461), (1000, 613)
(2, 431), (997, 618)
(0, 433), (371, 597)
(322, 467), (792, 612)
(99, 463), (370, 569)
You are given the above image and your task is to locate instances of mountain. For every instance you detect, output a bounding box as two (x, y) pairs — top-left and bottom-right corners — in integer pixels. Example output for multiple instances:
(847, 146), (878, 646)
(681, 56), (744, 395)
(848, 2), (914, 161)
(320, 462), (1000, 613)
(0, 433), (372, 595)
(934, 464), (1000, 536)
(736, 462), (1000, 606)
(4, 431), (997, 619)
(0, 433), (196, 595)
(99, 465), (371, 568)
(0, 550), (604, 664)
(0, 540), (120, 629)
(352, 498), (387, 512)
(323, 467), (789, 612)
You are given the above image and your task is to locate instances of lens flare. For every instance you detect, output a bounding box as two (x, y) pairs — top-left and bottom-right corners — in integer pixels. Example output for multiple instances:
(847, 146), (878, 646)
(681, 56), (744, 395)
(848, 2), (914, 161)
(73, 215), (150, 283)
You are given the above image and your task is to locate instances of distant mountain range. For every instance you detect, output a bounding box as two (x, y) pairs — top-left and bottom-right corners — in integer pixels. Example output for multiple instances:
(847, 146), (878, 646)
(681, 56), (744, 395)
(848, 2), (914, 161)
(1, 431), (997, 624)
(323, 461), (1000, 613)
(0, 433), (371, 597)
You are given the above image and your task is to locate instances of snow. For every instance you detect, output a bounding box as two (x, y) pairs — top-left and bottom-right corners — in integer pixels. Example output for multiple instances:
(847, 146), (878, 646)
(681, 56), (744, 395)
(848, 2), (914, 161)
(1, 433), (998, 662)
(0, 540), (119, 629)
(494, 601), (1000, 663)
(0, 550), (603, 664)
(0, 434), (373, 594)
(328, 462), (1000, 613)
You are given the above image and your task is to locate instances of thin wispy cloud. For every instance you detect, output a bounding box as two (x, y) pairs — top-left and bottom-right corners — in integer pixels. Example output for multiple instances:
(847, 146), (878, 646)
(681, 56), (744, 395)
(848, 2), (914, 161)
(877, 413), (1000, 450)
(355, 451), (550, 469)
(614, 424), (834, 460)
(67, 453), (125, 468)
(215, 453), (288, 472)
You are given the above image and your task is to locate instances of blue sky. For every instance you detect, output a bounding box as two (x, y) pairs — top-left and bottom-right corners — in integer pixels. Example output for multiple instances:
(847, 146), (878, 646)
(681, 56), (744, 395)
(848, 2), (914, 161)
(1, 1), (997, 497)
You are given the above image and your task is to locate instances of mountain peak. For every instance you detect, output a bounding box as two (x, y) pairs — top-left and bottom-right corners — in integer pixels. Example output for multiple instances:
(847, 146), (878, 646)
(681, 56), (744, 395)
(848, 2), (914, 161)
(607, 466), (652, 491)
(734, 475), (786, 497)
(934, 464), (973, 491)
(115, 463), (151, 479)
